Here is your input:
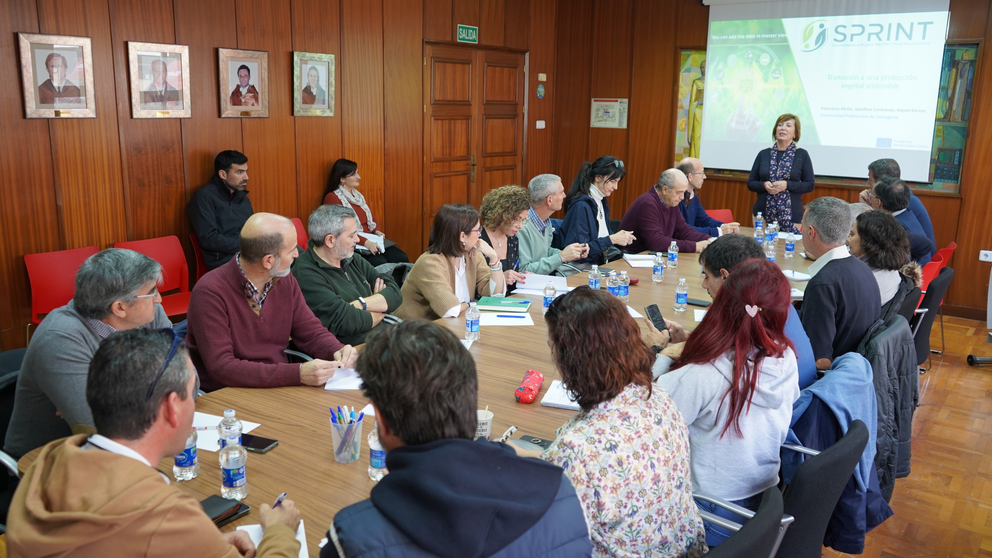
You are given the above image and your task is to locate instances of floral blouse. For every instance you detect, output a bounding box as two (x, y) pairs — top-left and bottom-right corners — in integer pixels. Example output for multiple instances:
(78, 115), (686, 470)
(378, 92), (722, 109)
(543, 383), (707, 558)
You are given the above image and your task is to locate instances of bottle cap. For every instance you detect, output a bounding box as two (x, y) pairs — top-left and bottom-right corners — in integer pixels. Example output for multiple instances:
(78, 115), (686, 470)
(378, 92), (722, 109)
(224, 409), (235, 418)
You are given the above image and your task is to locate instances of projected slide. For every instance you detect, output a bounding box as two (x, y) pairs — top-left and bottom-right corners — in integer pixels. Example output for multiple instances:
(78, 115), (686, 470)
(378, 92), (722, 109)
(699, 11), (949, 181)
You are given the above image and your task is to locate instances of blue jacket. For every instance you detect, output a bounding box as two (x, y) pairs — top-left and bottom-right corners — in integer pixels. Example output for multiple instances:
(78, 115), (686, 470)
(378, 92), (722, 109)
(322, 438), (591, 558)
(678, 192), (724, 237)
(559, 195), (613, 264)
(895, 210), (934, 264)
(907, 192), (936, 250)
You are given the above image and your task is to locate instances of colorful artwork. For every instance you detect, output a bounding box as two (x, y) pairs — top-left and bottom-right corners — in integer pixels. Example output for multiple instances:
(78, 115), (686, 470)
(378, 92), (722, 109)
(675, 50), (706, 163)
(927, 44), (976, 193)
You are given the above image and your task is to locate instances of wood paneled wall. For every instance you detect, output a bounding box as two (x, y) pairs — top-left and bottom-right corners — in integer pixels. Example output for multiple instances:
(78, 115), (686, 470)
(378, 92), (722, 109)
(0, 0), (540, 350)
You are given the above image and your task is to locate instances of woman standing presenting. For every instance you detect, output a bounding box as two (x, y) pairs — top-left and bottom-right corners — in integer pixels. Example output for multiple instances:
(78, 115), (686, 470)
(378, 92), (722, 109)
(746, 114), (815, 233)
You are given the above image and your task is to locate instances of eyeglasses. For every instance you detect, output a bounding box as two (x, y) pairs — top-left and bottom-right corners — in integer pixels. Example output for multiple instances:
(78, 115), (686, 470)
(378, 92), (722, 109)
(145, 328), (184, 401)
(612, 159), (624, 168)
(688, 171), (706, 176)
(468, 228), (483, 234)
(134, 287), (160, 300)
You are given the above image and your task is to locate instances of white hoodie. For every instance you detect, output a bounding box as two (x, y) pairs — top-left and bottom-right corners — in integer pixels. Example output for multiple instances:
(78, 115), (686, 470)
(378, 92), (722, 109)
(654, 349), (800, 500)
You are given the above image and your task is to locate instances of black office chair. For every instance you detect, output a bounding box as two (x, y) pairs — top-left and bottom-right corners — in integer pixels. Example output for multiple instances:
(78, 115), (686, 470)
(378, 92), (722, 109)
(0, 369), (22, 529)
(910, 267), (954, 372)
(775, 420), (869, 558)
(696, 486), (790, 558)
(896, 286), (922, 324)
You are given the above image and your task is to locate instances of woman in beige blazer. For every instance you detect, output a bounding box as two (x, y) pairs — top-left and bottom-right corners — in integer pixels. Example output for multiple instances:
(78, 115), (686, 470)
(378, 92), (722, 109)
(395, 204), (506, 320)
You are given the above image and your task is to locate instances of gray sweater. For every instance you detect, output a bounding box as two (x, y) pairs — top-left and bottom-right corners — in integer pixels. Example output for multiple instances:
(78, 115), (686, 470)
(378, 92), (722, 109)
(4, 302), (171, 458)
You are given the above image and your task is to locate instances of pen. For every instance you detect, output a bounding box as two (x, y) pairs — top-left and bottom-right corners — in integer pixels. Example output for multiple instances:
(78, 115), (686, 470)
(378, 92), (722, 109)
(355, 411), (365, 424)
(496, 314), (527, 318)
(513, 258), (519, 271)
(350, 407), (356, 422)
(193, 426), (213, 431)
(272, 492), (287, 509)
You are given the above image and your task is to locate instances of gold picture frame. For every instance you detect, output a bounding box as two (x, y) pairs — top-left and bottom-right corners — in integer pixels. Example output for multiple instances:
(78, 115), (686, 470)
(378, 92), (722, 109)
(18, 32), (96, 119)
(293, 51), (335, 117)
(127, 42), (191, 119)
(218, 48), (269, 118)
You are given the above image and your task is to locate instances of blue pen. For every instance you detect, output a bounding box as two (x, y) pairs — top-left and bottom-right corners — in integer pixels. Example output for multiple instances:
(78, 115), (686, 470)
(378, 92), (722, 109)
(272, 492), (287, 509)
(513, 258), (519, 271)
(355, 411), (365, 423)
(496, 314), (527, 318)
(350, 408), (356, 422)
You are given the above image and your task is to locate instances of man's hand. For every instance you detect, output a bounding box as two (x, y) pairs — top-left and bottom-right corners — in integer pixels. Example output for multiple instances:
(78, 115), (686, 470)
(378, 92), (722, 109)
(507, 442), (544, 459)
(222, 531), (256, 558)
(642, 318), (671, 349)
(260, 499), (302, 533)
(858, 188), (872, 206)
(559, 242), (587, 263)
(695, 240), (711, 252)
(815, 357), (832, 371)
(242, 93), (258, 106)
(300, 360), (340, 386)
(720, 222), (740, 235)
(334, 345), (358, 368)
(372, 278), (386, 294)
(370, 312), (385, 327)
(664, 318), (688, 344)
(504, 270), (526, 285)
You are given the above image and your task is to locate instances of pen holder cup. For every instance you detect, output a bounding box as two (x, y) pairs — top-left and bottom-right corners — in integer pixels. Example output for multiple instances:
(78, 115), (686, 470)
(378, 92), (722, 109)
(330, 416), (364, 464)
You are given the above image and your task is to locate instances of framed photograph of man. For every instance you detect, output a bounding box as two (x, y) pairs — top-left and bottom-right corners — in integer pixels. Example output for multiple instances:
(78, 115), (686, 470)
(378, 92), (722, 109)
(218, 48), (268, 118)
(18, 33), (96, 118)
(293, 51), (334, 117)
(127, 42), (191, 118)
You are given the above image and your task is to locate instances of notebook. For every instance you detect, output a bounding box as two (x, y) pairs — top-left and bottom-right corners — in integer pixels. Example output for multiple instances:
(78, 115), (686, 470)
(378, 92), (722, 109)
(540, 380), (580, 411)
(477, 297), (531, 312)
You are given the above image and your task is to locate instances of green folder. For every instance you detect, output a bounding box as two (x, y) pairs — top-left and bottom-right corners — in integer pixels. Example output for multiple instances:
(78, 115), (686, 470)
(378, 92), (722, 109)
(477, 297), (531, 312)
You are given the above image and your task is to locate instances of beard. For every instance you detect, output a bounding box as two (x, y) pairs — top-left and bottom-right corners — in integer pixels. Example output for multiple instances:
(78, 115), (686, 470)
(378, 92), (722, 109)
(269, 256), (292, 278)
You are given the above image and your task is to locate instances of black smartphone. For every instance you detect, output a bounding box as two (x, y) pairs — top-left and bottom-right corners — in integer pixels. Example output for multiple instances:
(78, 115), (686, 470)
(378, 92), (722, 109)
(644, 304), (667, 332)
(201, 495), (251, 527)
(510, 435), (555, 450)
(217, 503), (251, 527)
(241, 434), (279, 454)
(686, 297), (711, 308)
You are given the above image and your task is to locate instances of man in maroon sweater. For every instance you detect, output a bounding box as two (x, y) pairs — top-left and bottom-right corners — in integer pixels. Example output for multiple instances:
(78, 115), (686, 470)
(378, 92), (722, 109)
(619, 168), (711, 255)
(186, 213), (357, 391)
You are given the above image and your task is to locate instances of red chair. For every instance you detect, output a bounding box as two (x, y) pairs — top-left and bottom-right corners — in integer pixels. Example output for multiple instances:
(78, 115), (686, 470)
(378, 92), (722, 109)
(114, 236), (190, 318)
(190, 233), (208, 281)
(934, 241), (957, 269)
(24, 246), (100, 326)
(706, 209), (735, 223)
(291, 217), (308, 252)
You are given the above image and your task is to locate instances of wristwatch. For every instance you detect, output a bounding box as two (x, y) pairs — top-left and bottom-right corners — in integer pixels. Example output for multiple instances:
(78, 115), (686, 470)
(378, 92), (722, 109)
(358, 297), (367, 310)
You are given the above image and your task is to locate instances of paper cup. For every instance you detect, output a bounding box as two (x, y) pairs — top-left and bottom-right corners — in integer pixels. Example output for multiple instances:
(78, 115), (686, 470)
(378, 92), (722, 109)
(330, 416), (363, 464)
(475, 410), (494, 440)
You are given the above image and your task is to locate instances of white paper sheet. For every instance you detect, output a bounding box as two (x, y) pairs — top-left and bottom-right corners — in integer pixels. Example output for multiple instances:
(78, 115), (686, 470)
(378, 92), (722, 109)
(193, 412), (261, 452)
(323, 368), (363, 391)
(360, 403), (375, 417)
(791, 288), (804, 300)
(627, 306), (644, 319)
(238, 520), (308, 558)
(515, 273), (569, 292)
(540, 380), (580, 411)
(479, 312), (535, 326)
(357, 232), (385, 250)
(782, 270), (811, 281)
(460, 339), (473, 349)
(622, 254), (656, 268)
(694, 309), (707, 322)
(513, 287), (573, 298)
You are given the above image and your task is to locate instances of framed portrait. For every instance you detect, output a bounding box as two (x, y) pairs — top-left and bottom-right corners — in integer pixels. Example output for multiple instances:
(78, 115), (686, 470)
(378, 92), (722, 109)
(17, 33), (96, 118)
(218, 48), (268, 118)
(293, 51), (334, 117)
(127, 42), (191, 118)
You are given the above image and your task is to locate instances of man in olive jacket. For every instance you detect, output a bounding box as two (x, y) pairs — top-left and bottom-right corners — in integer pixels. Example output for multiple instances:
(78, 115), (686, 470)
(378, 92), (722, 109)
(293, 205), (402, 345)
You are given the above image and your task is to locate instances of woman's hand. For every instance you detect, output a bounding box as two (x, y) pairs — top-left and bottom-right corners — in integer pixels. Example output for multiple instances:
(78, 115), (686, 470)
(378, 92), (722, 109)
(771, 180), (788, 193)
(504, 270), (526, 285)
(642, 318), (671, 349)
(374, 230), (386, 237)
(365, 240), (381, 255)
(609, 230), (636, 247)
(763, 181), (776, 194)
(475, 238), (498, 265)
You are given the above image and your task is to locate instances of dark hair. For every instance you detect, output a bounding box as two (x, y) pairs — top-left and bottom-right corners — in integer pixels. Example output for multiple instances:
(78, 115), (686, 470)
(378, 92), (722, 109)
(240, 231), (285, 263)
(545, 287), (654, 411)
(672, 259), (793, 437)
(428, 204), (479, 258)
(772, 113), (801, 142)
(324, 158), (359, 198)
(699, 234), (765, 276)
(214, 150), (248, 174)
(87, 329), (191, 440)
(44, 52), (68, 69)
(676, 159), (696, 177)
(564, 155), (626, 212)
(237, 64), (250, 76)
(873, 177), (911, 212)
(868, 158), (900, 182)
(480, 185), (532, 231)
(856, 210), (910, 271)
(357, 320), (477, 444)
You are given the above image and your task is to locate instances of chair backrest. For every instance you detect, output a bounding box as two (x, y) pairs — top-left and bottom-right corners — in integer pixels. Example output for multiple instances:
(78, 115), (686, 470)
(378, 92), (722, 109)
(24, 246), (100, 325)
(0, 371), (21, 451)
(707, 208), (735, 223)
(291, 217), (308, 252)
(934, 241), (957, 269)
(114, 236), (189, 294)
(776, 420), (869, 558)
(189, 233), (208, 281)
(918, 256), (943, 306)
(704, 487), (785, 558)
(896, 286), (921, 324)
(910, 267), (954, 365)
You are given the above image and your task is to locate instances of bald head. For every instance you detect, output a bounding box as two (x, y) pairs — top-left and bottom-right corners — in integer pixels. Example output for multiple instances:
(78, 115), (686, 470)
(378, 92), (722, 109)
(676, 157), (705, 191)
(240, 213), (295, 264)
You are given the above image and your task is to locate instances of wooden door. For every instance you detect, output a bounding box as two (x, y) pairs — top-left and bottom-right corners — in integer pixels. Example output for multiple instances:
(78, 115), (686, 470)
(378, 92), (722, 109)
(423, 44), (525, 245)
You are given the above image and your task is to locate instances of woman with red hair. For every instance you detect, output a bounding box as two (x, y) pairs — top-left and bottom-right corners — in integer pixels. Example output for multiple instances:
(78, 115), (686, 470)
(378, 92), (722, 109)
(654, 258), (800, 547)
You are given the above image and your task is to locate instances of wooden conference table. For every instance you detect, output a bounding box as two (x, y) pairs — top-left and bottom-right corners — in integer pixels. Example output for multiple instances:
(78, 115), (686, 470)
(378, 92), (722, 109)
(20, 228), (814, 556)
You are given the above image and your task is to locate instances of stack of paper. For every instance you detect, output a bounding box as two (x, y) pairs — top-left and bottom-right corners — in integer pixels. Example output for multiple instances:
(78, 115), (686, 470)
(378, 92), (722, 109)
(540, 380), (580, 411)
(782, 270), (811, 281)
(238, 520), (309, 558)
(514, 274), (571, 297)
(622, 254), (655, 268)
(193, 412), (261, 452)
(357, 232), (385, 251)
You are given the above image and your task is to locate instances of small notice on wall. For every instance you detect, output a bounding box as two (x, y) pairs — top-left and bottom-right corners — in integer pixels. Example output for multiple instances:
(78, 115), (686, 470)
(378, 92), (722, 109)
(591, 98), (628, 129)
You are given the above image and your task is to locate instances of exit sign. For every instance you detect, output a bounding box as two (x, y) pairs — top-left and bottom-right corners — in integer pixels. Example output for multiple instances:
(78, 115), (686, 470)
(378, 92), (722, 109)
(457, 24), (478, 43)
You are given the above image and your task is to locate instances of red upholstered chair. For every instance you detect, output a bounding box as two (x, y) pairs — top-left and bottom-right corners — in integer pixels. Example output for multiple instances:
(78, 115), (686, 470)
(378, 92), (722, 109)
(189, 233), (208, 282)
(291, 217), (308, 252)
(114, 236), (190, 318)
(24, 246), (100, 326)
(706, 209), (734, 223)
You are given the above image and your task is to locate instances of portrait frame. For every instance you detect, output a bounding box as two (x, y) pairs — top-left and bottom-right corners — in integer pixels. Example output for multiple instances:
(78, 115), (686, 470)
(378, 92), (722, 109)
(218, 48), (269, 118)
(17, 32), (96, 119)
(293, 51), (335, 117)
(127, 41), (191, 119)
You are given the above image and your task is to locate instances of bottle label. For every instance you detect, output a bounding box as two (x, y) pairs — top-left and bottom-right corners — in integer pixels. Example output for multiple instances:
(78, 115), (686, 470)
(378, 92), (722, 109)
(466, 319), (479, 333)
(219, 435), (241, 449)
(786, 242), (795, 251)
(370, 448), (387, 469)
(608, 285), (619, 296)
(222, 465), (247, 488)
(767, 252), (776, 262)
(653, 265), (664, 276)
(543, 295), (553, 308)
(619, 285), (628, 297)
(668, 252), (677, 262)
(765, 233), (775, 243)
(589, 278), (600, 289)
(676, 292), (688, 305)
(175, 446), (197, 467)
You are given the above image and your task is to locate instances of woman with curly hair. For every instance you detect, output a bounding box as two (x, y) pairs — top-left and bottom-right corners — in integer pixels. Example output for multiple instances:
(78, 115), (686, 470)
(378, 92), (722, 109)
(848, 209), (922, 318)
(479, 185), (532, 292)
(537, 287), (706, 558)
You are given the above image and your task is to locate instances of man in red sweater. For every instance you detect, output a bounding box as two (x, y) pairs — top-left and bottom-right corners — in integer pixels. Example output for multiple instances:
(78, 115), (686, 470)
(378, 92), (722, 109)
(186, 213), (357, 391)
(619, 168), (711, 255)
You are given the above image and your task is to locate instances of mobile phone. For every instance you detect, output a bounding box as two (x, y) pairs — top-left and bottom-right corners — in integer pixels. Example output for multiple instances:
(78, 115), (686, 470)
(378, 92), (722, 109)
(201, 495), (251, 527)
(644, 304), (667, 332)
(510, 435), (555, 450)
(241, 434), (279, 454)
(597, 267), (614, 274)
(686, 298), (711, 308)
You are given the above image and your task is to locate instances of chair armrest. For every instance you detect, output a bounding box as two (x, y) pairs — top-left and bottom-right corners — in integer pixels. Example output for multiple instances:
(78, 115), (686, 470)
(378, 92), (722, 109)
(694, 493), (756, 520)
(782, 443), (820, 457)
(283, 349), (314, 362)
(0, 450), (20, 477)
(697, 510), (744, 533)
(914, 308), (928, 314)
(382, 314), (403, 325)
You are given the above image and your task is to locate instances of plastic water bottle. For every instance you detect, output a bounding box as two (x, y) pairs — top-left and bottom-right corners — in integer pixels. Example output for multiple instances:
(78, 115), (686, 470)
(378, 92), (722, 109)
(618, 271), (630, 303)
(667, 241), (679, 269)
(218, 410), (248, 501)
(652, 252), (665, 283)
(465, 302), (480, 341)
(769, 221), (780, 244)
(766, 242), (776, 262)
(754, 225), (764, 247)
(543, 281), (556, 314)
(675, 278), (688, 313)
(173, 428), (199, 481)
(765, 222), (776, 246)
(785, 233), (795, 258)
(607, 271), (619, 296)
(588, 265), (601, 290)
(368, 422), (388, 482)
(755, 212), (764, 231)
